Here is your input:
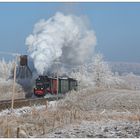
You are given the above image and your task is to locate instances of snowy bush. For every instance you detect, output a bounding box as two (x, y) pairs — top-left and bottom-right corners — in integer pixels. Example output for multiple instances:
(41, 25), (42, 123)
(0, 59), (14, 80)
(0, 59), (26, 100)
(0, 78), (25, 100)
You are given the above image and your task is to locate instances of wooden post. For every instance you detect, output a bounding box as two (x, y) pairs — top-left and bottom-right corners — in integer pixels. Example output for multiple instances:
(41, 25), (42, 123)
(46, 100), (48, 110)
(57, 61), (59, 95)
(17, 127), (20, 138)
(4, 116), (10, 138)
(11, 61), (17, 111)
(56, 60), (59, 101)
(7, 117), (9, 138)
(53, 113), (56, 129)
(42, 123), (45, 135)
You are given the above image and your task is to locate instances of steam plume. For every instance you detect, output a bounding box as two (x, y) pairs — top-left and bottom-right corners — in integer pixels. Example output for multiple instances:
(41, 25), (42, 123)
(26, 12), (96, 75)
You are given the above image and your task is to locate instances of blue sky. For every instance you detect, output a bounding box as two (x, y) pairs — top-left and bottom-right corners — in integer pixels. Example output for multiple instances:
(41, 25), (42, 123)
(0, 2), (140, 62)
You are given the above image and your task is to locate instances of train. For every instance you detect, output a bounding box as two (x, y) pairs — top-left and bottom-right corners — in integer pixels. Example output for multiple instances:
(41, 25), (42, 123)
(34, 75), (78, 96)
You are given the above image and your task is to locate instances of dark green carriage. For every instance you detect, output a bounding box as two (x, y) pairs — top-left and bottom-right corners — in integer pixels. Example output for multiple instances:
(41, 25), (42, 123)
(58, 77), (78, 94)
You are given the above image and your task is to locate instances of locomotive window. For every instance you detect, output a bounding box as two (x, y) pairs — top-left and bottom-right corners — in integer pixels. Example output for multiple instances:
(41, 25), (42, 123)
(36, 84), (44, 89)
(36, 83), (43, 85)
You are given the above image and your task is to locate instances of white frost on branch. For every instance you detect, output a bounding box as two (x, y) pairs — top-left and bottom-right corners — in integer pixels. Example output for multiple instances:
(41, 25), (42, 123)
(70, 54), (123, 89)
(90, 54), (123, 88)
(0, 59), (14, 80)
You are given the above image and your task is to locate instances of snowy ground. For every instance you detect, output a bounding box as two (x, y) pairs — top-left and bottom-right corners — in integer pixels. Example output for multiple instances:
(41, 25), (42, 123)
(41, 88), (140, 138)
(0, 100), (57, 117)
(77, 89), (140, 112)
(45, 120), (140, 138)
(0, 88), (140, 138)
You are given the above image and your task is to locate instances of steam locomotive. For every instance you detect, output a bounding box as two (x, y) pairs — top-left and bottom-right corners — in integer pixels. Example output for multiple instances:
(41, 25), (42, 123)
(34, 75), (78, 96)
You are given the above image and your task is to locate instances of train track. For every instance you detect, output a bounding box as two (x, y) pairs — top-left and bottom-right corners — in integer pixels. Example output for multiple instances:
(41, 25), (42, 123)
(0, 95), (64, 112)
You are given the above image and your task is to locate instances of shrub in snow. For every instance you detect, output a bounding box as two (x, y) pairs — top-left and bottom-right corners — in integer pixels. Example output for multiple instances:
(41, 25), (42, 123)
(0, 78), (25, 100)
(0, 59), (14, 80)
(0, 59), (26, 100)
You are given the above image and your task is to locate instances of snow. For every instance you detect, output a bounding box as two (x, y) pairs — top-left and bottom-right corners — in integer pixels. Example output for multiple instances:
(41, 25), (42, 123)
(0, 106), (42, 117)
(0, 100), (57, 117)
(0, 88), (140, 138)
(44, 119), (140, 138)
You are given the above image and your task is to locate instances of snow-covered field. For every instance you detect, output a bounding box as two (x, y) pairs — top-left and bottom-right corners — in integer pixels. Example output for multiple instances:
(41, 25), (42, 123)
(0, 88), (140, 138)
(45, 120), (140, 138)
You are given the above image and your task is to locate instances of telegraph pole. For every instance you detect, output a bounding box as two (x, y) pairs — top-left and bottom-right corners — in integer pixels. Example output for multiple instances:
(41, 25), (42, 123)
(54, 58), (60, 97)
(56, 59), (59, 95)
(11, 60), (17, 111)
(11, 55), (19, 112)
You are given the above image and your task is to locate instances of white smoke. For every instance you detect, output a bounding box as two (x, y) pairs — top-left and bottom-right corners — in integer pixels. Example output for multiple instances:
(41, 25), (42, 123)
(26, 12), (96, 75)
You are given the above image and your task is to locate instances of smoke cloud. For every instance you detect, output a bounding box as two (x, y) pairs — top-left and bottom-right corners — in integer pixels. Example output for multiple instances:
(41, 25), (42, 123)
(26, 12), (96, 75)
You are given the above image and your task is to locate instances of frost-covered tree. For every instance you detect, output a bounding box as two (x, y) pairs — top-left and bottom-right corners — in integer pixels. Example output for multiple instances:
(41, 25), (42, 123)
(70, 53), (122, 89)
(0, 59), (25, 100)
(70, 54), (123, 88)
(0, 59), (14, 80)
(90, 54), (122, 88)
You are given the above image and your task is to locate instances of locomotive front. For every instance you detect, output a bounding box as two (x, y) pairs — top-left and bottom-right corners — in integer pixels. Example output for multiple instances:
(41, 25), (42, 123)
(34, 76), (49, 96)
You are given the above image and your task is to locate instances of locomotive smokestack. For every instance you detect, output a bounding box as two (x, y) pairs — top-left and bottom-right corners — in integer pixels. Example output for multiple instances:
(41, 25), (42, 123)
(20, 55), (28, 66)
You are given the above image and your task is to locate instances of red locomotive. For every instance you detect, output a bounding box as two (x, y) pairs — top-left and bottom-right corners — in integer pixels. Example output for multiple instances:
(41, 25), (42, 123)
(34, 75), (78, 96)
